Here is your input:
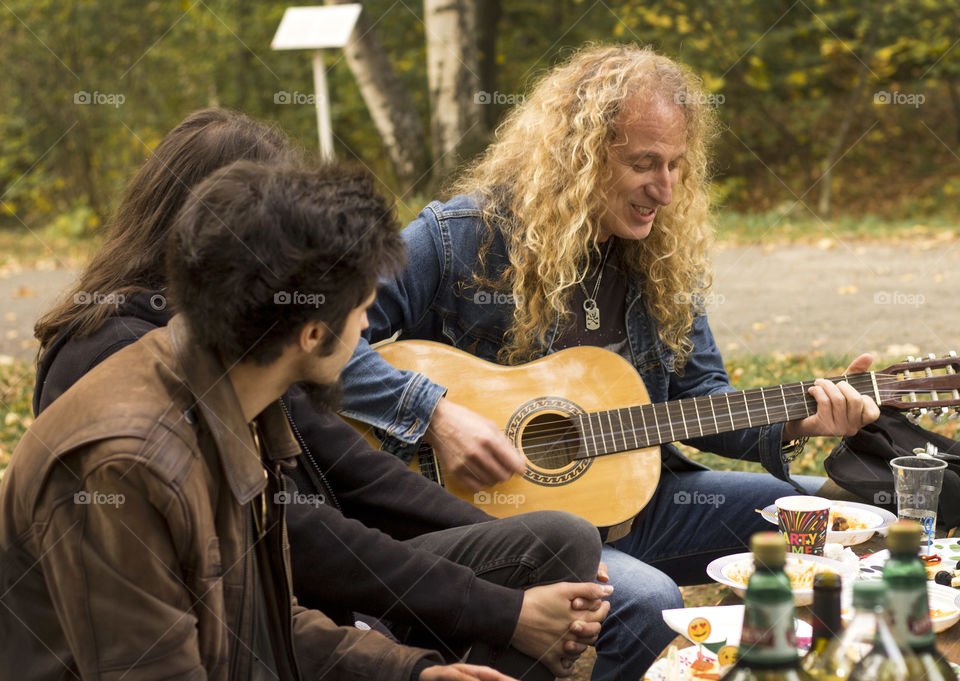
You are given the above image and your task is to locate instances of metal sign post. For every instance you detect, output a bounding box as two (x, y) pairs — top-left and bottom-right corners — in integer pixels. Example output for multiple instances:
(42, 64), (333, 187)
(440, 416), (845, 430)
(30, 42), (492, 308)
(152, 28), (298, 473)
(271, 5), (362, 158)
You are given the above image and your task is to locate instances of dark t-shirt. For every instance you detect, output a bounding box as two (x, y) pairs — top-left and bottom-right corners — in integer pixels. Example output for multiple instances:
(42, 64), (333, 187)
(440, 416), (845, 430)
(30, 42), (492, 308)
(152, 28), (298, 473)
(552, 240), (630, 361)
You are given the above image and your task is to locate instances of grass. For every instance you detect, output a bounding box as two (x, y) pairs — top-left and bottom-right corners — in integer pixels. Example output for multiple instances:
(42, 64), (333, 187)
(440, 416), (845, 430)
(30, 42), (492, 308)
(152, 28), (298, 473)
(714, 210), (959, 246)
(0, 224), (99, 276)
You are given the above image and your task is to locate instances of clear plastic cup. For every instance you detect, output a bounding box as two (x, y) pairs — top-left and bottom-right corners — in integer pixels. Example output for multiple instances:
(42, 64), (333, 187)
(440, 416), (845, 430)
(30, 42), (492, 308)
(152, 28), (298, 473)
(889, 456), (947, 535)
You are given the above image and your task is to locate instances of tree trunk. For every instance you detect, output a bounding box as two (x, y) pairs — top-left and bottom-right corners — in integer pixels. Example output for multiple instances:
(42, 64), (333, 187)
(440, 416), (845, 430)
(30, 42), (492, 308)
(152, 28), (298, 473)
(816, 57), (870, 219)
(325, 0), (431, 194)
(477, 0), (500, 132)
(425, 0), (484, 182)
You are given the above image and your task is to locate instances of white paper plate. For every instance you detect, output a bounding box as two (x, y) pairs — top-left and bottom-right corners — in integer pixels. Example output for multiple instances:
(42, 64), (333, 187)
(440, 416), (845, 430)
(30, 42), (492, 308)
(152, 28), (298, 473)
(707, 552), (859, 606)
(662, 604), (812, 650)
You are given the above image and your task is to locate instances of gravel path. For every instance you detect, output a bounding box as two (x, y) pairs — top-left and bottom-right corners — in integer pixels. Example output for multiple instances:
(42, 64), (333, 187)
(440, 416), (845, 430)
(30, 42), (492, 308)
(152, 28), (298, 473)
(1, 238), (958, 363)
(0, 268), (78, 362)
(709, 239), (959, 360)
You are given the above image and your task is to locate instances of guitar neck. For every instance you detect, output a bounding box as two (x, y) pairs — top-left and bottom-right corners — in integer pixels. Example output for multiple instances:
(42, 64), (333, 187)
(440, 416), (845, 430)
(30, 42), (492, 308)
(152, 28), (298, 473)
(577, 372), (878, 457)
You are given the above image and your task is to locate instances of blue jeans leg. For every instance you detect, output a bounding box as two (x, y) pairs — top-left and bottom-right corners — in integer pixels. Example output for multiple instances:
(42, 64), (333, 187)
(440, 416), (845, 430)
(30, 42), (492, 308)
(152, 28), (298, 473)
(591, 545), (683, 681)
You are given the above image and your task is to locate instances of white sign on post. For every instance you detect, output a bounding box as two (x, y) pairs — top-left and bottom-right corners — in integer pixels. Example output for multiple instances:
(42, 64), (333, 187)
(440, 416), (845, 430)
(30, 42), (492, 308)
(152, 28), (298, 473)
(271, 5), (362, 158)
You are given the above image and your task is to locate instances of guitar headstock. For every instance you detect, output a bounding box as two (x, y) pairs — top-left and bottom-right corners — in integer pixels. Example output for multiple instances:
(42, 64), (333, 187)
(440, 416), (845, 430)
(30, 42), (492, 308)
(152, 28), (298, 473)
(876, 352), (960, 422)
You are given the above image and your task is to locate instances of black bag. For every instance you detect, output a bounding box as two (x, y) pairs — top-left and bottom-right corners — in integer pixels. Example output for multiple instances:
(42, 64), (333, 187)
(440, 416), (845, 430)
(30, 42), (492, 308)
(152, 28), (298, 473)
(824, 407), (960, 530)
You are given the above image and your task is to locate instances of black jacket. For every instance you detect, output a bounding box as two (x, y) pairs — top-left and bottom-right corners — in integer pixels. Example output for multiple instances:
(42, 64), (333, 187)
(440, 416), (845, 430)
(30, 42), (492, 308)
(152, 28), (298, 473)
(33, 290), (523, 648)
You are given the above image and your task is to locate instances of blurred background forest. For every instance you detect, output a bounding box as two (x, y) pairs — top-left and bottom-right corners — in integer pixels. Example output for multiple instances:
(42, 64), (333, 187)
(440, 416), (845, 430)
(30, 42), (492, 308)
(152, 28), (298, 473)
(2, 0), (960, 239)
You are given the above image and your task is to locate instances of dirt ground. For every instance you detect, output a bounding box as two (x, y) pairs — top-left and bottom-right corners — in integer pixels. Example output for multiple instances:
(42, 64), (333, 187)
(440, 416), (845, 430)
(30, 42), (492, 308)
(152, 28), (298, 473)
(3, 238), (957, 362)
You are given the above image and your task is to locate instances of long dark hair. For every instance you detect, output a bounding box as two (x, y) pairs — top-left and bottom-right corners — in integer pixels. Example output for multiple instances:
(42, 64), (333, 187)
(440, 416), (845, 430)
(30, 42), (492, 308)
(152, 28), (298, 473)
(34, 108), (293, 350)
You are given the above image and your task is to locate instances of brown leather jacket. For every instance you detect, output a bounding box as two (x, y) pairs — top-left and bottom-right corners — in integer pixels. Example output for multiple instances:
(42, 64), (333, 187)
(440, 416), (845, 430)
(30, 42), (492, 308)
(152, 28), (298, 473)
(0, 315), (440, 680)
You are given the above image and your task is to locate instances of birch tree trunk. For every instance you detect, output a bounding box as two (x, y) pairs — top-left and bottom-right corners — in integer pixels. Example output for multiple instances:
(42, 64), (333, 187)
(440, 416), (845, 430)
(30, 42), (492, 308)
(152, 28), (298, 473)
(424, 0), (484, 181)
(325, 0), (430, 194)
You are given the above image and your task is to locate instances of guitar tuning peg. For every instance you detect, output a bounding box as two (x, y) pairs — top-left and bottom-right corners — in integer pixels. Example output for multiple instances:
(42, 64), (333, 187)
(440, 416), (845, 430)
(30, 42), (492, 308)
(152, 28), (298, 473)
(907, 408), (923, 425)
(932, 407), (950, 424)
(929, 353), (937, 360)
(907, 355), (916, 362)
(949, 351), (958, 358)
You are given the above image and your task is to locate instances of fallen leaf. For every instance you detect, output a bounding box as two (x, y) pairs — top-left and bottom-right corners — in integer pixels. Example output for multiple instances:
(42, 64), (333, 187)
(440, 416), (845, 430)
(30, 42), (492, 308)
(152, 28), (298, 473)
(14, 286), (35, 298)
(835, 285), (859, 295)
(816, 238), (836, 250)
(751, 322), (767, 331)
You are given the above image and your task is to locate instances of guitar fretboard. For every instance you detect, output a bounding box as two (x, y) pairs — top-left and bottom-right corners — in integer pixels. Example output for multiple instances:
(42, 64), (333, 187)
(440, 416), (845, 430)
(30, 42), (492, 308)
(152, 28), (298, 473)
(575, 372), (878, 458)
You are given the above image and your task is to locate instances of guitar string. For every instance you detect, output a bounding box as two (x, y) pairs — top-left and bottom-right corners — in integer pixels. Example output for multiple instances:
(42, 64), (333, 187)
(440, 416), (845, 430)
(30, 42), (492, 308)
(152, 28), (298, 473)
(511, 373), (939, 445)
(504, 374), (956, 466)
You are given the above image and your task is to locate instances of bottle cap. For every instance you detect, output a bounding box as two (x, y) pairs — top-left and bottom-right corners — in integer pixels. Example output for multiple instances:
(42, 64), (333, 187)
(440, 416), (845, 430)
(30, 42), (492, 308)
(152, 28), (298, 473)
(853, 580), (887, 610)
(751, 532), (787, 568)
(887, 520), (923, 554)
(813, 571), (842, 591)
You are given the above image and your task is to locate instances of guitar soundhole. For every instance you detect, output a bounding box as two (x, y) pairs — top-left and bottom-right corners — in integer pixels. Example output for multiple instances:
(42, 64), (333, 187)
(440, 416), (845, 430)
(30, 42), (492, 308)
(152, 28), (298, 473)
(520, 413), (580, 470)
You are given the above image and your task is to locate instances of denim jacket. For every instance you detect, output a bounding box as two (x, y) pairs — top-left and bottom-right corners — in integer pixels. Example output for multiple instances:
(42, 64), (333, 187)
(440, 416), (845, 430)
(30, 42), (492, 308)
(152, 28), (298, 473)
(339, 193), (797, 484)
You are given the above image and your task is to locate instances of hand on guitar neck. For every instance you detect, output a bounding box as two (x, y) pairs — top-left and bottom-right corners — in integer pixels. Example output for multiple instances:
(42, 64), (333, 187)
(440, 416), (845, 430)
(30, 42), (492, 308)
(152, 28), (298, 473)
(424, 398), (527, 491)
(781, 353), (881, 443)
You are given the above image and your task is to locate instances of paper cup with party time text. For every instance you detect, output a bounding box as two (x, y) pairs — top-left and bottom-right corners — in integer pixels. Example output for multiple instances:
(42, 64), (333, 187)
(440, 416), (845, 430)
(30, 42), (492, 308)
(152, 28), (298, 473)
(776, 495), (831, 555)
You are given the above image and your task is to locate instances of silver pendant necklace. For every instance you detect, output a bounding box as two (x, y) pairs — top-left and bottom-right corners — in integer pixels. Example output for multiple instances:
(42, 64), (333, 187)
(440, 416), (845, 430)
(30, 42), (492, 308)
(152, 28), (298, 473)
(578, 240), (612, 331)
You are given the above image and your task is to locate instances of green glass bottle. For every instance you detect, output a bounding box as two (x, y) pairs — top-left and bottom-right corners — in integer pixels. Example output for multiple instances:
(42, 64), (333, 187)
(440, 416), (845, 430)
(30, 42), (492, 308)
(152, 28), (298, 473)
(882, 521), (958, 681)
(721, 532), (813, 681)
(847, 581), (914, 681)
(800, 572), (844, 679)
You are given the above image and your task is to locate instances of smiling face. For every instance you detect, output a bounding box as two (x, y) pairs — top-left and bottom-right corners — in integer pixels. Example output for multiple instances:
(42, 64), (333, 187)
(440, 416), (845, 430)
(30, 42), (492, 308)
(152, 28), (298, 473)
(687, 616), (711, 642)
(596, 97), (687, 242)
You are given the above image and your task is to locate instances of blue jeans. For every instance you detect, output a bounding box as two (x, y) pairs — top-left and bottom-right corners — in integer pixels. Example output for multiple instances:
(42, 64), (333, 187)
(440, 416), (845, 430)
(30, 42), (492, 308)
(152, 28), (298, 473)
(592, 471), (824, 681)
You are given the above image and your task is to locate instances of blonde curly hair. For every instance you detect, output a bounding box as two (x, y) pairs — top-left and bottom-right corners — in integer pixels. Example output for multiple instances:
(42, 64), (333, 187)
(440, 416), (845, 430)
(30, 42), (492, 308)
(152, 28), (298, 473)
(455, 44), (719, 370)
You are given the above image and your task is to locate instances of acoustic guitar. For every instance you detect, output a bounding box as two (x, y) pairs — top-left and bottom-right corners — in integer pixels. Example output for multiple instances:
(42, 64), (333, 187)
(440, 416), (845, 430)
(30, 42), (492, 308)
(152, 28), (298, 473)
(348, 341), (960, 538)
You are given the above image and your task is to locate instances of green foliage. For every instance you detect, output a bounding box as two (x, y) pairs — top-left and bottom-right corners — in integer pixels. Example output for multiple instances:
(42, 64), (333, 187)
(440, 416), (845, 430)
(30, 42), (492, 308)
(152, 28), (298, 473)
(1, 0), (958, 231)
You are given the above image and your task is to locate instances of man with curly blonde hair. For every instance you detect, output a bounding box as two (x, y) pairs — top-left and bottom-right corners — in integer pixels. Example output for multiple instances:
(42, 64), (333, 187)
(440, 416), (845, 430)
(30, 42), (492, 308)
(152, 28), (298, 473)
(339, 44), (879, 678)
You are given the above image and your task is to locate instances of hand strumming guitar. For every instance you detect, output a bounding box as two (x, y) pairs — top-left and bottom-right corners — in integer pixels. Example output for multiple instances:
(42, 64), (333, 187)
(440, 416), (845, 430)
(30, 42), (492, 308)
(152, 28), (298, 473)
(424, 398), (527, 491)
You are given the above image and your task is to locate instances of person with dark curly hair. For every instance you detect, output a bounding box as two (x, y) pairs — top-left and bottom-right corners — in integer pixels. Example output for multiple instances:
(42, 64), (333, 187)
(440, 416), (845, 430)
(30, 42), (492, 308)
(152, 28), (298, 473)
(24, 110), (610, 680)
(1, 159), (605, 681)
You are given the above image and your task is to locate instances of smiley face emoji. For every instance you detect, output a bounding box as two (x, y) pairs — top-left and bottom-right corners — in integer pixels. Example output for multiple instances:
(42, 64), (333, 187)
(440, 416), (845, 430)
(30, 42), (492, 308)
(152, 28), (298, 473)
(687, 617), (711, 642)
(717, 645), (738, 666)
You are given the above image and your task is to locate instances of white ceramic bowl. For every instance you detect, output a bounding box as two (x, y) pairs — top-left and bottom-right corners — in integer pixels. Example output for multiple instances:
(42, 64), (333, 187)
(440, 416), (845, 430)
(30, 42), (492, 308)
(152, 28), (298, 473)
(706, 552), (859, 606)
(760, 500), (895, 546)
